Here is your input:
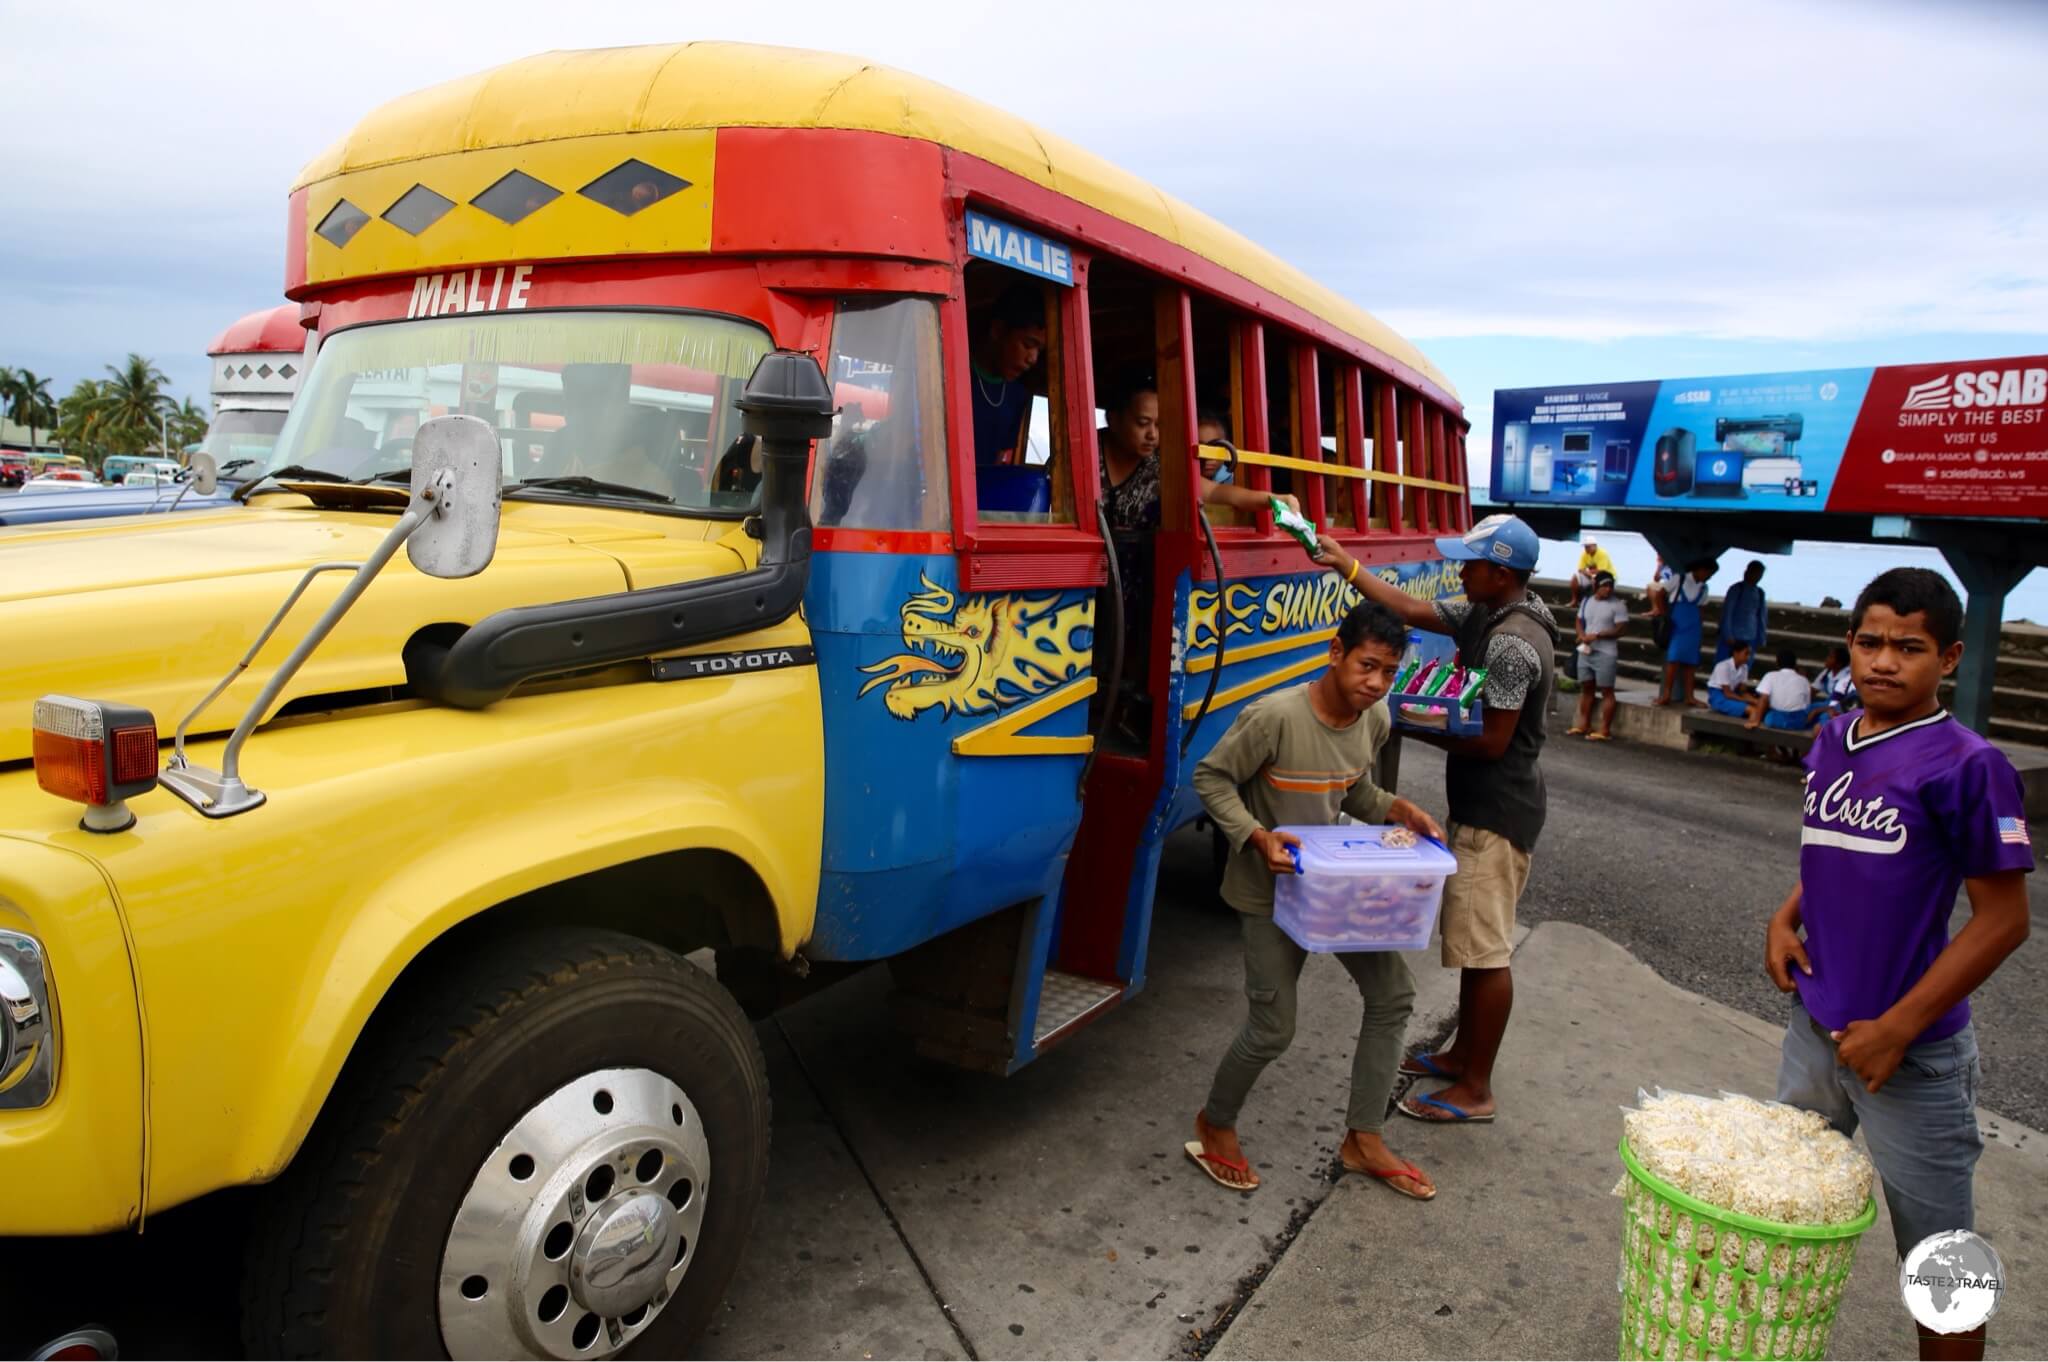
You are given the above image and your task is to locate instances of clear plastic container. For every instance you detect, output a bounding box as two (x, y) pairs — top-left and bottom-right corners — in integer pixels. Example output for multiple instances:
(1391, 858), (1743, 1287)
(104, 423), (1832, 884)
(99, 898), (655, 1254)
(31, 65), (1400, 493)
(1271, 824), (1458, 953)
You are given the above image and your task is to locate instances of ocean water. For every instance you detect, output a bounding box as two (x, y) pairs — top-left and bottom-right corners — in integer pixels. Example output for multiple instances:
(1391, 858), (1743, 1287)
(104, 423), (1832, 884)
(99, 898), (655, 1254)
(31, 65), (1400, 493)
(1534, 530), (2047, 625)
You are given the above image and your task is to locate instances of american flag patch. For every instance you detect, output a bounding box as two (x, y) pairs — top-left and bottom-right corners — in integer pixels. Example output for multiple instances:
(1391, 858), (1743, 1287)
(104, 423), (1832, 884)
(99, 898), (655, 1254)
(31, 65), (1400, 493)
(1999, 816), (2030, 845)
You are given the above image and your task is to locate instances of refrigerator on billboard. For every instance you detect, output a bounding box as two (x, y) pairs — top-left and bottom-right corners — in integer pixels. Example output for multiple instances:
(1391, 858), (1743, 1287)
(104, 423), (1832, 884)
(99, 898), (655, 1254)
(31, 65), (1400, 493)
(1500, 421), (1529, 498)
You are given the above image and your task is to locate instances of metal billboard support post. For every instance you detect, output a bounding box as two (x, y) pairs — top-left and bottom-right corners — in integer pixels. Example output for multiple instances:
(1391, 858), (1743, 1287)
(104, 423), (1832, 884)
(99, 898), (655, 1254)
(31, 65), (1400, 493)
(1942, 546), (2033, 736)
(1638, 529), (1732, 578)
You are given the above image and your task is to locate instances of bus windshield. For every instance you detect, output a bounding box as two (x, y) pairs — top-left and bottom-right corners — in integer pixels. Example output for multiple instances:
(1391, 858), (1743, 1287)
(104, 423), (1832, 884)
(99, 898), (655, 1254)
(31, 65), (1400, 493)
(268, 310), (775, 512)
(202, 410), (289, 471)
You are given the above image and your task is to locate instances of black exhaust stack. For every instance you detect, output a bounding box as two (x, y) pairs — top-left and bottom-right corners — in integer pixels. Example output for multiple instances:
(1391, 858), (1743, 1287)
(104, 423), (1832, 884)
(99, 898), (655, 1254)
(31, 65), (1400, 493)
(409, 351), (836, 709)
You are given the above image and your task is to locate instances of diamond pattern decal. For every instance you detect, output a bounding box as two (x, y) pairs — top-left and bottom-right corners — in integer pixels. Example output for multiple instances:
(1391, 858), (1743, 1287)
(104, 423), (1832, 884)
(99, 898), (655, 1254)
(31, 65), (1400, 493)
(580, 159), (690, 216)
(257, 364), (274, 379)
(238, 365), (253, 379)
(280, 363), (297, 380)
(471, 170), (560, 225)
(315, 199), (371, 248)
(383, 183), (455, 236)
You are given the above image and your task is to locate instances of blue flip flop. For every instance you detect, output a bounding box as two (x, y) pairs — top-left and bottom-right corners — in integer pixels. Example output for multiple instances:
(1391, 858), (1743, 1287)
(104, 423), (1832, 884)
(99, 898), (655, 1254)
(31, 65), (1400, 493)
(1398, 1053), (1461, 1082)
(1398, 1091), (1496, 1124)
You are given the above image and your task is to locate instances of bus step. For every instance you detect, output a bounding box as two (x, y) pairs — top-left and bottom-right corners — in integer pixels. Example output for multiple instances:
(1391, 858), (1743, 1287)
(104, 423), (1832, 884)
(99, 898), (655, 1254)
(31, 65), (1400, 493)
(1033, 970), (1121, 1047)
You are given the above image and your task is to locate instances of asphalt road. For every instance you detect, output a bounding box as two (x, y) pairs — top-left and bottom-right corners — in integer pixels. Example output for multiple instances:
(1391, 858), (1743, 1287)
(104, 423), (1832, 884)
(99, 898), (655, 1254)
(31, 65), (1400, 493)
(1391, 721), (2048, 1129)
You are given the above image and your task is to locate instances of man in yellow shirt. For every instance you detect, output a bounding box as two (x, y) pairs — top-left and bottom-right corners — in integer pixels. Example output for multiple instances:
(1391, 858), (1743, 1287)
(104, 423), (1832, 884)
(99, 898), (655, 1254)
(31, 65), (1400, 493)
(1570, 536), (1616, 605)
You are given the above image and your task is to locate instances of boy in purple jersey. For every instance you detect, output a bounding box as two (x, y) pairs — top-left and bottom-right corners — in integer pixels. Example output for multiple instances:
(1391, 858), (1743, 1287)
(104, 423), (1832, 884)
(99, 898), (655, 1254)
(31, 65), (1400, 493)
(1765, 568), (2032, 1362)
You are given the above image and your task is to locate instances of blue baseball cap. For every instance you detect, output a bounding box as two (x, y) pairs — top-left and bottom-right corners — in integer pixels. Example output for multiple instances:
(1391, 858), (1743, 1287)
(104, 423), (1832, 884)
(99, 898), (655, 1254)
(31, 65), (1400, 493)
(1436, 513), (1541, 571)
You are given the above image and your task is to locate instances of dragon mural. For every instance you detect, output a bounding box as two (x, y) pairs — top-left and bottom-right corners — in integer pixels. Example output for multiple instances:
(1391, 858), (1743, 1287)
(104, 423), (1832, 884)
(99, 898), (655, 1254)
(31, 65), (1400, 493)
(858, 574), (1094, 720)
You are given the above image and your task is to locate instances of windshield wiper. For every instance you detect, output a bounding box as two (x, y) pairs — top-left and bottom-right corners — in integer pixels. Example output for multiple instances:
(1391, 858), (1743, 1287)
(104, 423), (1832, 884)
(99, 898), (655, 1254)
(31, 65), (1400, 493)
(510, 475), (673, 505)
(216, 458), (258, 476)
(232, 465), (355, 503)
(358, 468), (416, 484)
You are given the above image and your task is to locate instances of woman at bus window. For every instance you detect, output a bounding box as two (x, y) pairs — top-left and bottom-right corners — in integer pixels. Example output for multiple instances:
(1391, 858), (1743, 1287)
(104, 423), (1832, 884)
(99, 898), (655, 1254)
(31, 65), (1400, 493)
(1097, 380), (1300, 529)
(1097, 380), (1304, 739)
(971, 286), (1046, 466)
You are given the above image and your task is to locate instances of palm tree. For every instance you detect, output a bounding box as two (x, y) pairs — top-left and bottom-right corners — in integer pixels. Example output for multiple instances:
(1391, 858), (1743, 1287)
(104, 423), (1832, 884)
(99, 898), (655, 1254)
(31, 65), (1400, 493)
(99, 353), (172, 456)
(169, 396), (210, 451)
(57, 378), (110, 466)
(8, 370), (56, 448)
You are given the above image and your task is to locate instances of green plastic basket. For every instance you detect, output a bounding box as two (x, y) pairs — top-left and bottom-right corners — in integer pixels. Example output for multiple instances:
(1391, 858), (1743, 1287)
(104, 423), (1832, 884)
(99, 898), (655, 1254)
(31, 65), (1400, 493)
(1617, 1137), (1878, 1361)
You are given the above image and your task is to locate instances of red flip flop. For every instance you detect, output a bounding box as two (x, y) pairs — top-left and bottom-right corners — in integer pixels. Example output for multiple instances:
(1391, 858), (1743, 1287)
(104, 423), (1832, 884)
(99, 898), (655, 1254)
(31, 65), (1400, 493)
(1344, 1155), (1436, 1201)
(1183, 1140), (1259, 1191)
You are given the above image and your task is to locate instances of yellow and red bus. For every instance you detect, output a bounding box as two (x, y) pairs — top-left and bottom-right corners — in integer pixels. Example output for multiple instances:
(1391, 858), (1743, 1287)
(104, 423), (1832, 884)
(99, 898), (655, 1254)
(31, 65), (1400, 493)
(2, 42), (1468, 1358)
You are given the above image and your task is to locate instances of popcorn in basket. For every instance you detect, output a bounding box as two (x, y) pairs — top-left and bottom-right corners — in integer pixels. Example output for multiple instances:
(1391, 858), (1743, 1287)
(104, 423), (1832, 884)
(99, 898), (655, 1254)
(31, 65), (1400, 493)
(1616, 1088), (1877, 1360)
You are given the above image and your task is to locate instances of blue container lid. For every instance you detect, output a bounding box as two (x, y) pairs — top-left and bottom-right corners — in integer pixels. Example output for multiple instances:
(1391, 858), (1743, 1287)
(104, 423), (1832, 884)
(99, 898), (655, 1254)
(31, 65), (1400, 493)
(1274, 824), (1458, 877)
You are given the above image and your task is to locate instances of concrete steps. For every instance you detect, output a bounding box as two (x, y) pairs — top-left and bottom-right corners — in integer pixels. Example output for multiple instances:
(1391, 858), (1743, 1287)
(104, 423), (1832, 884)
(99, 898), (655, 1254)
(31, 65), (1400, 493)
(1538, 578), (2048, 745)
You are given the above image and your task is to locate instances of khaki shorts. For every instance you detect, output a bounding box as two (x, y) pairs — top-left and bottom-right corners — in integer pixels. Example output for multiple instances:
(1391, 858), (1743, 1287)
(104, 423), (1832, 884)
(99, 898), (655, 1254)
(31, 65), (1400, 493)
(1440, 823), (1530, 969)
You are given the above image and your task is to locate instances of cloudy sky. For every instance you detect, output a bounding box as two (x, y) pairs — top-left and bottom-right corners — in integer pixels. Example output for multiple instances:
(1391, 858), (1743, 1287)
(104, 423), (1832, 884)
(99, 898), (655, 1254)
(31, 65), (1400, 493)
(4, 0), (2046, 476)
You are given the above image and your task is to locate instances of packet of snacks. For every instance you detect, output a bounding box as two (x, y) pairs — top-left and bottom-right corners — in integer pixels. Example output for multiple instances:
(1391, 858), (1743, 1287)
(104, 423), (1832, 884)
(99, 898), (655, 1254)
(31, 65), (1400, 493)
(1619, 1088), (1873, 1228)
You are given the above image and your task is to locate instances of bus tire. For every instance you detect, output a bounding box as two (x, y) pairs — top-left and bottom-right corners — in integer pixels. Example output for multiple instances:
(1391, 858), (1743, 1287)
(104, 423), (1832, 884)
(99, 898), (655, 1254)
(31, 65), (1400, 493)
(240, 927), (770, 1360)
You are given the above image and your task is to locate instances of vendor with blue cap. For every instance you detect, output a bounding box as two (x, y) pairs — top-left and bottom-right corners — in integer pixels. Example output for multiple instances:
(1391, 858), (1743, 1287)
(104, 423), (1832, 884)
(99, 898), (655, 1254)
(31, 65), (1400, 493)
(1313, 514), (1558, 1127)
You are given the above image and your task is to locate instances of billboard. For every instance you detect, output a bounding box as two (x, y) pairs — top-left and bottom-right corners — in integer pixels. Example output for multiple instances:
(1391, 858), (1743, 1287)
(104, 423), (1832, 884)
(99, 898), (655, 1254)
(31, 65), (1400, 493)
(1490, 355), (2048, 517)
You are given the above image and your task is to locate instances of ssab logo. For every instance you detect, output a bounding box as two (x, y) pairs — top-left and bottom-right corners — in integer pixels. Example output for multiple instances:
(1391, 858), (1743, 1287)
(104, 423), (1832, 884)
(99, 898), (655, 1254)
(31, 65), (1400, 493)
(1902, 368), (2047, 412)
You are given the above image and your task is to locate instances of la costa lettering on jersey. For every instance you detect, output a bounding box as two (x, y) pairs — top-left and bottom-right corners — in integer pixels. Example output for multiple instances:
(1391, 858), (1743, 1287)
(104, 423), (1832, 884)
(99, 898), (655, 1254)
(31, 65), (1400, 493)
(1801, 770), (1908, 854)
(406, 265), (535, 320)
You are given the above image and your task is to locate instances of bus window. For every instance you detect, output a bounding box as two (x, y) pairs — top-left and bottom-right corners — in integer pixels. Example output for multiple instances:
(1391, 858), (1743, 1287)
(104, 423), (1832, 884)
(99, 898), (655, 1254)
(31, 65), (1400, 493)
(1318, 349), (1356, 529)
(1264, 332), (1298, 503)
(812, 296), (950, 533)
(962, 263), (1070, 524)
(1190, 291), (1245, 527)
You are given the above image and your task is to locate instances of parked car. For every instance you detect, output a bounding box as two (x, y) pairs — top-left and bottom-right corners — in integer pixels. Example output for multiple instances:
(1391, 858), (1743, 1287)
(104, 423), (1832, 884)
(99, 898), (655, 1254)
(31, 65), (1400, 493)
(17, 476), (107, 494)
(0, 453), (29, 488)
(0, 462), (252, 525)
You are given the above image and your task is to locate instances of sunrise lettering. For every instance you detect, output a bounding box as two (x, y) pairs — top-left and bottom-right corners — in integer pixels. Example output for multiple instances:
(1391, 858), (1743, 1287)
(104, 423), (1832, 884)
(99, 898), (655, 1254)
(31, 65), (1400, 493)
(1260, 574), (1355, 635)
(406, 264), (534, 319)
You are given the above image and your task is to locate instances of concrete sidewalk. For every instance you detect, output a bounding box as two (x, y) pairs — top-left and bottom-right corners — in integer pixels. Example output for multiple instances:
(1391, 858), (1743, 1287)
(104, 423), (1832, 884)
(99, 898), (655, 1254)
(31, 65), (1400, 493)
(691, 865), (1521, 1361)
(1212, 922), (2048, 1360)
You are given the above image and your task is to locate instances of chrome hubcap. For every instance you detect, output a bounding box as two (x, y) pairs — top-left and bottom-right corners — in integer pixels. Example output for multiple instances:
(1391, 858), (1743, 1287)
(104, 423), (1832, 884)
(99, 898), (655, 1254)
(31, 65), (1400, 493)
(438, 1067), (708, 1360)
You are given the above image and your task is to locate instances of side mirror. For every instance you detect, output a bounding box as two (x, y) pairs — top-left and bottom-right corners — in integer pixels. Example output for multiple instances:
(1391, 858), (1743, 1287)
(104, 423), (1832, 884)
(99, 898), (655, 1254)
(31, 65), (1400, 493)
(406, 414), (502, 580)
(186, 451), (219, 496)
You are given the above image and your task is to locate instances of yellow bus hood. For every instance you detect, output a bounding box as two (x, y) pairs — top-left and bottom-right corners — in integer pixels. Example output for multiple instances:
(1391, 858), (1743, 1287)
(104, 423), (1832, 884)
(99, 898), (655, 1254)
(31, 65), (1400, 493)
(0, 503), (747, 763)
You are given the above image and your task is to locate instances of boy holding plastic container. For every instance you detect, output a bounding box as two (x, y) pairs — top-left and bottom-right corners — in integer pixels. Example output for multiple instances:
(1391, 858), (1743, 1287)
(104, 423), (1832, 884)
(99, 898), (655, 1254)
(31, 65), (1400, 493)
(1188, 600), (1445, 1199)
(1765, 569), (2032, 1361)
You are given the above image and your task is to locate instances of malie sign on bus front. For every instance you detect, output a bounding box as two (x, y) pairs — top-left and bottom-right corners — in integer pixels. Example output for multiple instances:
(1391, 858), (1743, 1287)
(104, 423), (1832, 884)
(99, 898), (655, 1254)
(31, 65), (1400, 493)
(1489, 355), (2048, 517)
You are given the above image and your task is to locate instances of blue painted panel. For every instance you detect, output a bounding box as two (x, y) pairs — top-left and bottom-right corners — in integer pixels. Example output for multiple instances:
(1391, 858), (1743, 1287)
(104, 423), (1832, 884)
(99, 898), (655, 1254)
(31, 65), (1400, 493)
(804, 550), (1095, 961)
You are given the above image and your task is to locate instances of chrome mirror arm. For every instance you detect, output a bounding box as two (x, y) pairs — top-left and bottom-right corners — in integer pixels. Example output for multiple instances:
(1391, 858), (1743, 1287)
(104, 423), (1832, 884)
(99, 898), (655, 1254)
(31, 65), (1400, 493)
(169, 559), (365, 766)
(161, 471), (452, 818)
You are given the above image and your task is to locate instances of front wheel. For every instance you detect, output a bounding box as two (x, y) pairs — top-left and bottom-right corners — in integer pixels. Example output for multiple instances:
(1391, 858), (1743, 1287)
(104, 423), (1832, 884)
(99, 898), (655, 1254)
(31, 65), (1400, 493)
(242, 928), (770, 1359)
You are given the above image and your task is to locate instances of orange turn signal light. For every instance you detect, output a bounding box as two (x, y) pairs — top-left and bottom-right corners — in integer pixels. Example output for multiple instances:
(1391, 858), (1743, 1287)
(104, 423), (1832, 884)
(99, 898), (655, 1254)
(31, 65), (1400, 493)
(31, 696), (159, 828)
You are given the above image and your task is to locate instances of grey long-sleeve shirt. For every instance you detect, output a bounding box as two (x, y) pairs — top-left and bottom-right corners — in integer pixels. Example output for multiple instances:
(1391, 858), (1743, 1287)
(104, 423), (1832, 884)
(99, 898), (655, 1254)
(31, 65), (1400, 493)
(1192, 684), (1396, 915)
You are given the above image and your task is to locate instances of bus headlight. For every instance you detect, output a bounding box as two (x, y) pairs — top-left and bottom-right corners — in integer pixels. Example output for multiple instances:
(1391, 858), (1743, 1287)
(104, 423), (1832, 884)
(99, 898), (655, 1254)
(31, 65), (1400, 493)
(0, 931), (58, 1109)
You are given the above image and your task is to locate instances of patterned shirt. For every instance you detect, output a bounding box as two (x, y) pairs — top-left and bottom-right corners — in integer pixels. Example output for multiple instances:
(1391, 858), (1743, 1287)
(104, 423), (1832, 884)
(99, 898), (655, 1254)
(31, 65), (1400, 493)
(1432, 591), (1553, 711)
(1102, 448), (1162, 531)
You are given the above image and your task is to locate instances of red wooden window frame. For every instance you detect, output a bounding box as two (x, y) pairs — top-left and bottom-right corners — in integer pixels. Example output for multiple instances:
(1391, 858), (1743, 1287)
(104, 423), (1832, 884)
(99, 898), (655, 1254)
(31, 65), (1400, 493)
(945, 205), (1108, 592)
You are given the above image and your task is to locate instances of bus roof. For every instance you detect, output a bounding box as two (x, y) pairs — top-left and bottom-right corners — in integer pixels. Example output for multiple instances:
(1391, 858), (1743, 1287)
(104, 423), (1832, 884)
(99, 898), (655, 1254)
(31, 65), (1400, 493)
(295, 42), (1455, 403)
(208, 303), (303, 357)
